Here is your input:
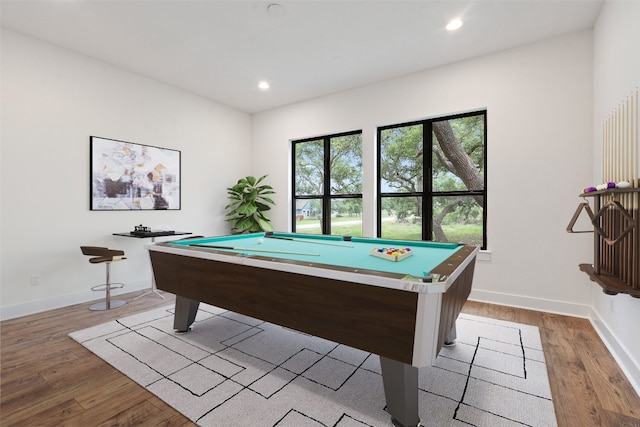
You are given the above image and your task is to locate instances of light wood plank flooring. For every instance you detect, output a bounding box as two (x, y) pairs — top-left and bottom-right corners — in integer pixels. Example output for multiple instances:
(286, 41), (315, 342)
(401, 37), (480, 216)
(1, 291), (639, 426)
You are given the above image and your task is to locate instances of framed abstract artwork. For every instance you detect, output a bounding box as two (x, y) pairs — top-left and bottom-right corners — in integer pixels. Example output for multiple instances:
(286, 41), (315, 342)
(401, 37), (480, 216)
(90, 136), (181, 210)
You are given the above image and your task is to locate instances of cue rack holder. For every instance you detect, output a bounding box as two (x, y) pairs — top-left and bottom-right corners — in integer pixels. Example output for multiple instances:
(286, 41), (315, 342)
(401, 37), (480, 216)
(567, 187), (639, 297)
(569, 87), (640, 297)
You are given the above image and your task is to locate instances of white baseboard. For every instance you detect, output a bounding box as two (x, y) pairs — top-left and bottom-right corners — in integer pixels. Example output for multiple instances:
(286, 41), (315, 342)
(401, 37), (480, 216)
(470, 288), (640, 397)
(0, 280), (149, 321)
(469, 289), (592, 318)
(589, 306), (640, 397)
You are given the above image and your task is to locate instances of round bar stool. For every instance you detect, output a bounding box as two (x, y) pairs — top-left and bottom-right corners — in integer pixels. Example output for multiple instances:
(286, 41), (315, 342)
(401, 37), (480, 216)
(80, 246), (127, 310)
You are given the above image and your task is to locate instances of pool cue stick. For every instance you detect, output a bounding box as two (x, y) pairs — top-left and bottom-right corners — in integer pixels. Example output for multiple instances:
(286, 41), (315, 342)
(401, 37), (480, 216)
(189, 244), (320, 256)
(265, 235), (354, 248)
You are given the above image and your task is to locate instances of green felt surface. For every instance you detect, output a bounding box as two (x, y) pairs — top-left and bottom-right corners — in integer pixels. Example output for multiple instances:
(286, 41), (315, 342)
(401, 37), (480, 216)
(168, 232), (462, 279)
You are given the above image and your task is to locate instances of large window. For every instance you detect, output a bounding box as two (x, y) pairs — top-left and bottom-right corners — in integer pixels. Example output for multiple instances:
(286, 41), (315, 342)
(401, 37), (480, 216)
(378, 111), (487, 248)
(292, 131), (363, 236)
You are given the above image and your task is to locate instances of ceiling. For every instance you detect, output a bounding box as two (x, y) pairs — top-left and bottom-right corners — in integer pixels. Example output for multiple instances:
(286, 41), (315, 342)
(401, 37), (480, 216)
(1, 0), (603, 113)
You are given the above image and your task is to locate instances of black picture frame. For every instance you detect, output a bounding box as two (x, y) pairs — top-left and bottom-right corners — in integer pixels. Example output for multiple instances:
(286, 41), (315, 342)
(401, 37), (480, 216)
(90, 136), (181, 210)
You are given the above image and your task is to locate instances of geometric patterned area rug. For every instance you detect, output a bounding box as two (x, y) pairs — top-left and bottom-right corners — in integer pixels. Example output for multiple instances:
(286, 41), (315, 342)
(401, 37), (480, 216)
(70, 304), (557, 427)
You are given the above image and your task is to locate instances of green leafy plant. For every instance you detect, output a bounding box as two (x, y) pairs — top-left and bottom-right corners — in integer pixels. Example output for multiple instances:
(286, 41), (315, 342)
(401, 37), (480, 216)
(225, 175), (276, 234)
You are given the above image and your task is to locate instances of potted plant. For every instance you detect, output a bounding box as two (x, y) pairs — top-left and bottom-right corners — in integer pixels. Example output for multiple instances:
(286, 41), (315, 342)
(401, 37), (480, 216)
(225, 175), (276, 234)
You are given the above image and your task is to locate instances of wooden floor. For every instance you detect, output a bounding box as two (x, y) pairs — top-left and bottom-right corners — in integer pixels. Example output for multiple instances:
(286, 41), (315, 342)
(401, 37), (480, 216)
(1, 291), (639, 426)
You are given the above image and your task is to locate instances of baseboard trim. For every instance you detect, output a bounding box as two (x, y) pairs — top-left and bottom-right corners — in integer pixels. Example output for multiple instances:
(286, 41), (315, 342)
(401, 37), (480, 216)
(469, 289), (592, 318)
(589, 306), (640, 397)
(0, 280), (149, 321)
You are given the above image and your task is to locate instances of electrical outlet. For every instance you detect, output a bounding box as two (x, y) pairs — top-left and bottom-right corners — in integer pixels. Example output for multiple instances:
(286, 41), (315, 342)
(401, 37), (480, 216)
(30, 274), (41, 286)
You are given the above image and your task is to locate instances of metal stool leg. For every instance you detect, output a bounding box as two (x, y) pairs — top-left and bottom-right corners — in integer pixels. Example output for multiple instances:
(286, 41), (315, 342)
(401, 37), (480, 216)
(90, 262), (127, 311)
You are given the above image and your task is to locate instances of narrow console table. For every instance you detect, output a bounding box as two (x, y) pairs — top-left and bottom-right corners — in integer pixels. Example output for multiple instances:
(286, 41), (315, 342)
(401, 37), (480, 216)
(113, 231), (192, 298)
(113, 231), (192, 242)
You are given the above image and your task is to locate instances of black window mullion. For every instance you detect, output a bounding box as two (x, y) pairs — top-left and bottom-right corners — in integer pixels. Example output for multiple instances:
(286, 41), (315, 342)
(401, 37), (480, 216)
(483, 111), (488, 249)
(323, 136), (331, 235)
(423, 122), (433, 241)
(376, 127), (383, 238)
(291, 142), (298, 232)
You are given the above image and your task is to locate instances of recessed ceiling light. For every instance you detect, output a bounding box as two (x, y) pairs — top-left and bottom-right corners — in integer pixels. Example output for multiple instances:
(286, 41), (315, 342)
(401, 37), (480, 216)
(267, 3), (284, 16)
(446, 18), (463, 31)
(258, 81), (270, 90)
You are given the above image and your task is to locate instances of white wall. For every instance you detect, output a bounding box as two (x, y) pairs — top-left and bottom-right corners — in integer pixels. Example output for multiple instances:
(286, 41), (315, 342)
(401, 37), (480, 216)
(252, 31), (594, 316)
(0, 29), (252, 319)
(591, 0), (640, 394)
(2, 5), (637, 394)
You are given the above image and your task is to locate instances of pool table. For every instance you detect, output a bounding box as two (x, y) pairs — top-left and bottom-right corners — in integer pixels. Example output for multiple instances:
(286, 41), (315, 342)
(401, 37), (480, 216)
(147, 232), (478, 427)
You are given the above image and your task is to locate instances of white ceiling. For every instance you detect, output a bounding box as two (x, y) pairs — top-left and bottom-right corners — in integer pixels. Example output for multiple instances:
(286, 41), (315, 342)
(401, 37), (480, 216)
(1, 0), (603, 113)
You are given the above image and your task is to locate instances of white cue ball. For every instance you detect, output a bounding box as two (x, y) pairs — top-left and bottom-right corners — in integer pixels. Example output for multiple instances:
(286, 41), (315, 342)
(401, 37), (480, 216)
(257, 238), (264, 244)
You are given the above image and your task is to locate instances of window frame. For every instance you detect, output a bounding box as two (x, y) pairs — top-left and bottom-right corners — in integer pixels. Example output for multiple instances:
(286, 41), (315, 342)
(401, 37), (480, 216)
(291, 130), (363, 235)
(376, 110), (487, 248)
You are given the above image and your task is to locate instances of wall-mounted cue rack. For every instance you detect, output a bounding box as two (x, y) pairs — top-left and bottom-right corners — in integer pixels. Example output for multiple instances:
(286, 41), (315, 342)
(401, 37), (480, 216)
(571, 188), (639, 297)
(571, 88), (639, 297)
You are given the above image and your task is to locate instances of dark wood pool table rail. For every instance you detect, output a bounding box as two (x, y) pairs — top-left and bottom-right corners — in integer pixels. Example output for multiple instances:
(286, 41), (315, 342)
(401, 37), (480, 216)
(437, 248), (476, 351)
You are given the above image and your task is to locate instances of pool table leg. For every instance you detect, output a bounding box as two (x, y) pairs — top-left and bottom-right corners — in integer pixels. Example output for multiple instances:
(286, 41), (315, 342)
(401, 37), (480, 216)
(174, 296), (199, 332)
(380, 356), (420, 427)
(445, 323), (457, 346)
